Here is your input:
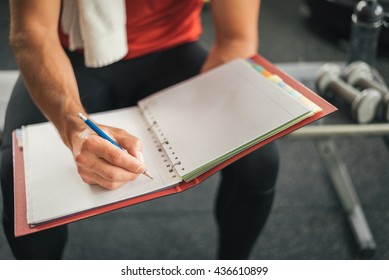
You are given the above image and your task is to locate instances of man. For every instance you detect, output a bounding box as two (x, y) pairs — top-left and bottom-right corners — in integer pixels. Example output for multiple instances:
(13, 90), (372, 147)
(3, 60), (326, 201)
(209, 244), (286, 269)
(1, 0), (279, 259)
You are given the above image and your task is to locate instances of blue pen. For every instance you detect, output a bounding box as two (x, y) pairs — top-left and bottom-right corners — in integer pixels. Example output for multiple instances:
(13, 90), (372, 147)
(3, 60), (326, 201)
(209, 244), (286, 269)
(77, 113), (153, 179)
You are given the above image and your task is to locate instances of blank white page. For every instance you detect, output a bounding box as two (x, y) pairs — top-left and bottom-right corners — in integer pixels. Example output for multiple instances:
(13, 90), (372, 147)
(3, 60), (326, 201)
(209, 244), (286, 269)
(138, 59), (311, 180)
(23, 107), (180, 225)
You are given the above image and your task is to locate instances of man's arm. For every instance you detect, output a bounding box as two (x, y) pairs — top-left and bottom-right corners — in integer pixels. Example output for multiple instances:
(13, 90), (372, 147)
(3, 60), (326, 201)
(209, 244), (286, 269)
(9, 0), (84, 146)
(201, 0), (260, 72)
(9, 0), (146, 189)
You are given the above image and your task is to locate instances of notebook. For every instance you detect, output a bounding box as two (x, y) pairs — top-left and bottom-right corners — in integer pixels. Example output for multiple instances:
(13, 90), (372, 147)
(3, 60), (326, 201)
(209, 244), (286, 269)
(14, 57), (336, 235)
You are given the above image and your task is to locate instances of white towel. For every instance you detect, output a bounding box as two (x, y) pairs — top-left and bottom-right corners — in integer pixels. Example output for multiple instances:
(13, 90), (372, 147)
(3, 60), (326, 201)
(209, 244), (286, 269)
(61, 0), (128, 68)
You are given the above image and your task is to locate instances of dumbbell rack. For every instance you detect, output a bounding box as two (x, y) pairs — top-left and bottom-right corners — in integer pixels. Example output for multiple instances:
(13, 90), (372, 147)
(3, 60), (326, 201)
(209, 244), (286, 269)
(277, 62), (389, 257)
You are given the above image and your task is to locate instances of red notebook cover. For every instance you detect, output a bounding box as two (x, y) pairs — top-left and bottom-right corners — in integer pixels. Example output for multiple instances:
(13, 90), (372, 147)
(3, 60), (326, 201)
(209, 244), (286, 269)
(13, 55), (337, 237)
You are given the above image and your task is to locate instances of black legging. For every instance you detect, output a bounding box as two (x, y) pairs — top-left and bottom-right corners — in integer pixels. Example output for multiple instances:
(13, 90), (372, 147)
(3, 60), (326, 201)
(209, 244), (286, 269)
(0, 42), (279, 259)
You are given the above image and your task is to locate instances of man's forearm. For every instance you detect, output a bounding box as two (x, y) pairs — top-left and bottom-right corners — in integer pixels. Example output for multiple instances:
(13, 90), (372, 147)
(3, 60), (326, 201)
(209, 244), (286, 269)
(210, 0), (260, 56)
(10, 31), (86, 148)
(200, 0), (260, 72)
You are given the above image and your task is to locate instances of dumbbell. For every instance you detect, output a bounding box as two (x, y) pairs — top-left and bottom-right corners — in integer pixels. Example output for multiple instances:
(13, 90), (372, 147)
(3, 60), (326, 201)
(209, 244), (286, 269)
(315, 63), (381, 124)
(344, 61), (389, 122)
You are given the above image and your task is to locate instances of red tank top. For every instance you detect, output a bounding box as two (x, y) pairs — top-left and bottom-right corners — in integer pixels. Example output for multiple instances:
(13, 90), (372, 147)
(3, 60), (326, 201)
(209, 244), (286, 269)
(59, 0), (203, 60)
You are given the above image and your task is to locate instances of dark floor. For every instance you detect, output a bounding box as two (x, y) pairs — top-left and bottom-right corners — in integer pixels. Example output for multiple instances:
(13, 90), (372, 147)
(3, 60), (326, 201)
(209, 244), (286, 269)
(1, 0), (389, 260)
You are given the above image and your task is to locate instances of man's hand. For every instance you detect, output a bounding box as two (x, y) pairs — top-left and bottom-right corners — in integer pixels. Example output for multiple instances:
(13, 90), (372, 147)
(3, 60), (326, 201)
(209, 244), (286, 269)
(72, 124), (147, 190)
(201, 40), (257, 73)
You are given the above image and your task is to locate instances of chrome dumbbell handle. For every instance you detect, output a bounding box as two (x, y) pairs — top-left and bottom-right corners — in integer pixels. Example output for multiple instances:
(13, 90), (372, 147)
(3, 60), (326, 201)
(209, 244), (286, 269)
(327, 78), (363, 104)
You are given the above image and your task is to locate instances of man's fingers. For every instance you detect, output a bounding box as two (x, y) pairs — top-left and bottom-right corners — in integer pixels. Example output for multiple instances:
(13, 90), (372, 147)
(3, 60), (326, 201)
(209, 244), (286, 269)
(112, 128), (143, 157)
(77, 164), (139, 190)
(80, 134), (146, 174)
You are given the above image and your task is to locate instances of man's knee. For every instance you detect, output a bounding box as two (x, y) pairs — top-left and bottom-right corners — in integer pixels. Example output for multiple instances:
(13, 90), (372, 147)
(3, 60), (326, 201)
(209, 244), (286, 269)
(227, 142), (280, 194)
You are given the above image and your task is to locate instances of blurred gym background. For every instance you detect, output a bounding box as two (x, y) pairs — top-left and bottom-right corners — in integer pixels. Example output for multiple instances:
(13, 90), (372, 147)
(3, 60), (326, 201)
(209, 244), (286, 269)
(1, 0), (389, 259)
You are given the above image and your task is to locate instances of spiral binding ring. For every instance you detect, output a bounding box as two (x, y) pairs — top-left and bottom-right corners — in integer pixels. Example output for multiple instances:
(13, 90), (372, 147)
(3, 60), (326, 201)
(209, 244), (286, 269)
(157, 140), (169, 151)
(169, 161), (181, 173)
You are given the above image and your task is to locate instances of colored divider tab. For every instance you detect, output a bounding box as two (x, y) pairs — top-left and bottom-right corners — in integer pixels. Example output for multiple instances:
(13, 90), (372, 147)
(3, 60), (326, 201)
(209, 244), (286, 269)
(246, 58), (322, 114)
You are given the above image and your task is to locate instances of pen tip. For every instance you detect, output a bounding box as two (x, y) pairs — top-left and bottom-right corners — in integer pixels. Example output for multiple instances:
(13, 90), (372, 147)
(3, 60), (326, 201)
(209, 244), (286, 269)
(143, 171), (153, 180)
